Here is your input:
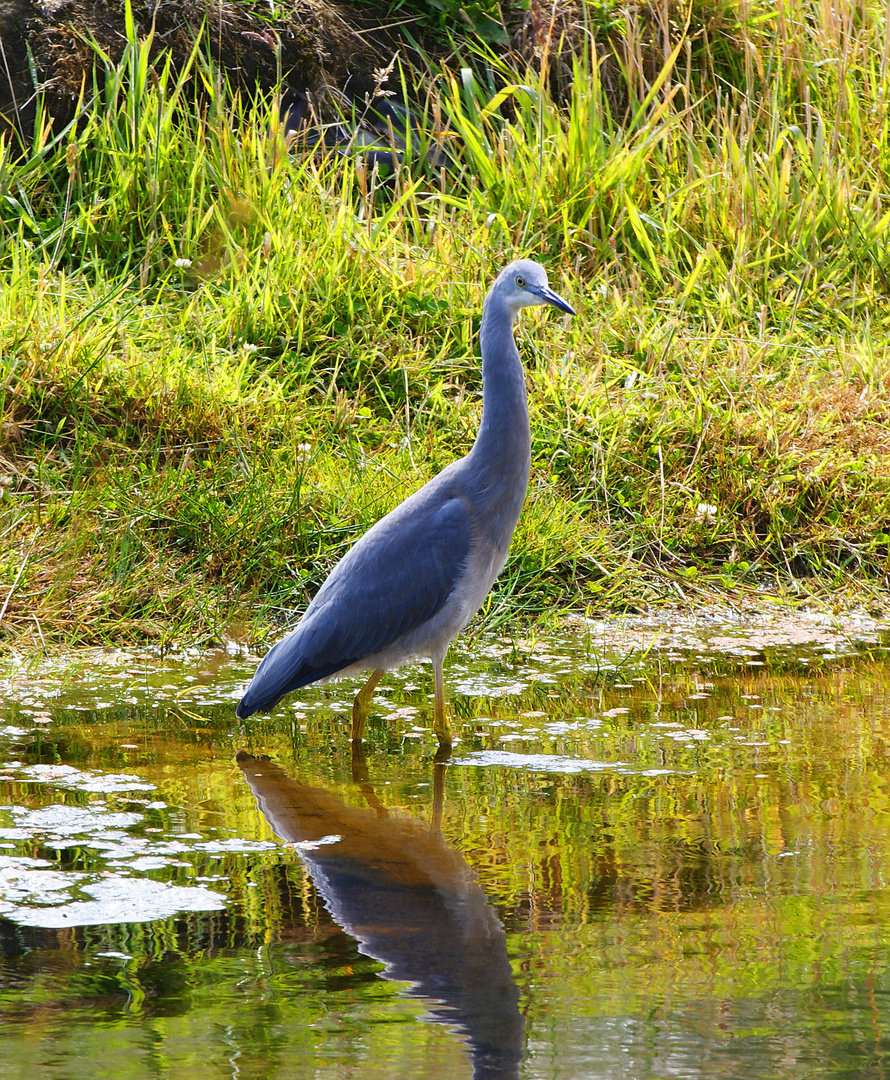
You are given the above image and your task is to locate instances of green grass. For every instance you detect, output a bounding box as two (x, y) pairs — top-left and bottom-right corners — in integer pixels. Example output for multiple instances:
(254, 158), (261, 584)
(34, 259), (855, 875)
(1, 0), (890, 648)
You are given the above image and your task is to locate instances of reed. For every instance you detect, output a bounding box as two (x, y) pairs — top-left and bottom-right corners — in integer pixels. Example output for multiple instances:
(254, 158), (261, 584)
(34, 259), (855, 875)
(1, 0), (888, 646)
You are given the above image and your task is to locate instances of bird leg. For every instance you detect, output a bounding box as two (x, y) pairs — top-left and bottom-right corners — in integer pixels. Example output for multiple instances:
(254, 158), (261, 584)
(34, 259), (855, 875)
(351, 668), (384, 743)
(433, 660), (453, 752)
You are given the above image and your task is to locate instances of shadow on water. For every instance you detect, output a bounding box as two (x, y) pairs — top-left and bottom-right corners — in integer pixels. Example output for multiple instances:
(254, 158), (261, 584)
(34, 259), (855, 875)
(237, 750), (524, 1080)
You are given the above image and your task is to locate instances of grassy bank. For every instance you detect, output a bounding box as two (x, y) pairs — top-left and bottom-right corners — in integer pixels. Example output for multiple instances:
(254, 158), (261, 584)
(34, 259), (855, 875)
(2, 1), (890, 648)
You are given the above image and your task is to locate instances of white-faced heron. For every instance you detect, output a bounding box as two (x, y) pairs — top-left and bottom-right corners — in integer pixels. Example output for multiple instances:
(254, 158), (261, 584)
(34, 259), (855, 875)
(236, 259), (575, 749)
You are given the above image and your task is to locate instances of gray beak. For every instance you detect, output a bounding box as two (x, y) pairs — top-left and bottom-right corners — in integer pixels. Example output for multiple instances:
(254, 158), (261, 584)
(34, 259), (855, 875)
(534, 284), (576, 316)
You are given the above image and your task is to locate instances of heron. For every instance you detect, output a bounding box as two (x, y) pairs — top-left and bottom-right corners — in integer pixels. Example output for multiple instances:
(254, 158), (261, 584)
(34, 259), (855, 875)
(236, 259), (575, 750)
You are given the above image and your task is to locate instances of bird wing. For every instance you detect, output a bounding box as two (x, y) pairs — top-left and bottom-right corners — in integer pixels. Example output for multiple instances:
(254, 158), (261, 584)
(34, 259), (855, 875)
(300, 491), (472, 668)
(237, 489), (472, 716)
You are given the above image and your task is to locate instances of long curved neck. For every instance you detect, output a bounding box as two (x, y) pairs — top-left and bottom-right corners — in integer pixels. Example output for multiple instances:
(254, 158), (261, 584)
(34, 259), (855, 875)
(468, 294), (531, 496)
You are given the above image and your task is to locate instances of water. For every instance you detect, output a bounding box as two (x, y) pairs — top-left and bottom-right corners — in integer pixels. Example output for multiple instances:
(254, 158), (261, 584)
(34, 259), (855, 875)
(1, 612), (889, 1079)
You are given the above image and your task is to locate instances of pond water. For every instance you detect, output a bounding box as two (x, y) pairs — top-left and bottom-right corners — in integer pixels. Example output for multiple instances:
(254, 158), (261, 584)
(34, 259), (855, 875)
(1, 611), (890, 1079)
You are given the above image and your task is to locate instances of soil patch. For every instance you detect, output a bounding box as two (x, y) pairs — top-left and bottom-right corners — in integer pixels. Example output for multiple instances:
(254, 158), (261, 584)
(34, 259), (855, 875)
(0, 0), (404, 140)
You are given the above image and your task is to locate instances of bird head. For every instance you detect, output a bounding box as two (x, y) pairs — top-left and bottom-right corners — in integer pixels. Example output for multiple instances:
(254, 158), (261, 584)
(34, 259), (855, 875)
(495, 259), (576, 317)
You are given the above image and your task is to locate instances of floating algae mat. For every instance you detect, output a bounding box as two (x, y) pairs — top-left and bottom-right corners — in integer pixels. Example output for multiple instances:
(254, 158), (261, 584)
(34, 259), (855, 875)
(0, 608), (889, 1078)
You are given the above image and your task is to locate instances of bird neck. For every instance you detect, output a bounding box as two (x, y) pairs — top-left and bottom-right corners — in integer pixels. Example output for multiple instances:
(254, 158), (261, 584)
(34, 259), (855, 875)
(470, 297), (531, 484)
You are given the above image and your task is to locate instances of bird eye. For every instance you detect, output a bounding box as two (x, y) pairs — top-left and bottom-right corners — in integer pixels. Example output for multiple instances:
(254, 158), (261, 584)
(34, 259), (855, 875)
(515, 275), (526, 287)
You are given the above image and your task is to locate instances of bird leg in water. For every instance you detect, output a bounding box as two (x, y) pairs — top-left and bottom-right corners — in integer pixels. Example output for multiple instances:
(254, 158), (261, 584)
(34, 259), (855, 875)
(433, 661), (453, 751)
(351, 668), (384, 742)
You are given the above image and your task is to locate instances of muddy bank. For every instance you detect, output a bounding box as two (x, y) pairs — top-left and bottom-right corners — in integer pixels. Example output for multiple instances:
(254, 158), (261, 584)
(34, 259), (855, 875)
(0, 0), (405, 139)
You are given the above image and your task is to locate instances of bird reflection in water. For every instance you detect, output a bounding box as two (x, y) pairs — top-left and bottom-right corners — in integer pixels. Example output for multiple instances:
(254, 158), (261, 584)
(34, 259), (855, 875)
(236, 751), (524, 1079)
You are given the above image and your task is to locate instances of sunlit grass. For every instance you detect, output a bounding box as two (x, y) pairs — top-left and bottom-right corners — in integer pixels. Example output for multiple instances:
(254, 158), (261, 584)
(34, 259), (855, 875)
(1, 0), (890, 646)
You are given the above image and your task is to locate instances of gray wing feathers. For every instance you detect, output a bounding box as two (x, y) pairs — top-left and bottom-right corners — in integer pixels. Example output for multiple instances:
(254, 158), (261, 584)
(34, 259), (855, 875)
(237, 489), (473, 717)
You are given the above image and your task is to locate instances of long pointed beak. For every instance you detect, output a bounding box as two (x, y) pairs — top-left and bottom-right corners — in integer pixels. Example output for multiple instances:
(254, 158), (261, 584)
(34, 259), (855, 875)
(534, 284), (576, 316)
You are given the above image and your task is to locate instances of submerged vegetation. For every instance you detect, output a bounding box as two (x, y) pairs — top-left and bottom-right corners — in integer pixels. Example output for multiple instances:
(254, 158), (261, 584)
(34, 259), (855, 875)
(1, 0), (890, 647)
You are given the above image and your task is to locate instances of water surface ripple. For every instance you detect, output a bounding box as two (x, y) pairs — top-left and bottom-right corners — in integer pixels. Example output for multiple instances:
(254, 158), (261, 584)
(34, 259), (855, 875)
(0, 612), (888, 1078)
